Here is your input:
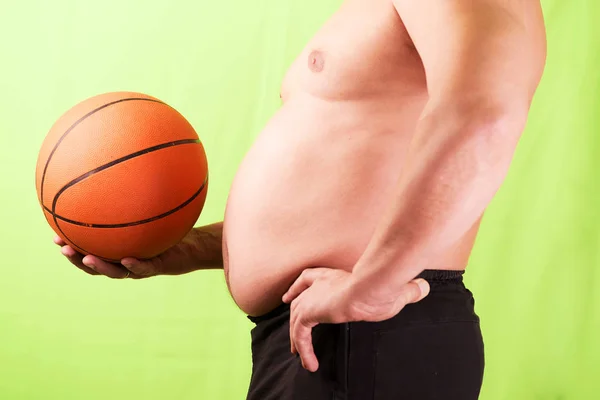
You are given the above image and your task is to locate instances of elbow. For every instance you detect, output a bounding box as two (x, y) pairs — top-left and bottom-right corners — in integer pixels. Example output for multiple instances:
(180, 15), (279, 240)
(443, 93), (531, 140)
(460, 100), (528, 178)
(426, 95), (530, 177)
(465, 107), (528, 160)
(478, 100), (529, 138)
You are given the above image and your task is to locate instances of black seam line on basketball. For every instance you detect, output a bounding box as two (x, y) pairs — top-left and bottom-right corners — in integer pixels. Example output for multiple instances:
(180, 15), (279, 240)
(45, 177), (207, 228)
(39, 97), (167, 208)
(41, 97), (167, 260)
(55, 219), (121, 263)
(54, 218), (121, 261)
(50, 138), (200, 215)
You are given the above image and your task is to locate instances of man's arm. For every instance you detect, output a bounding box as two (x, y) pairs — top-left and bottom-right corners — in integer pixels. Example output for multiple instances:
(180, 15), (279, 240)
(351, 0), (546, 298)
(58, 222), (224, 278)
(118, 222), (225, 277)
(168, 222), (224, 270)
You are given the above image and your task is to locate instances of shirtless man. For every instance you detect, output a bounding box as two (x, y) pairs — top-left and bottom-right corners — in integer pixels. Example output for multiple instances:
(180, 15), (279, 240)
(56, 0), (546, 398)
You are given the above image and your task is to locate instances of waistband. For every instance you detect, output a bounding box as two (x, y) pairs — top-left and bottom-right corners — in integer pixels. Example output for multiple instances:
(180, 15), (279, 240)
(417, 269), (464, 281)
(247, 269), (464, 324)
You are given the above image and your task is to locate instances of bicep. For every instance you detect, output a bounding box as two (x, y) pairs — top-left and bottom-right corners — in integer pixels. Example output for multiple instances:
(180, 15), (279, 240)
(393, 0), (546, 109)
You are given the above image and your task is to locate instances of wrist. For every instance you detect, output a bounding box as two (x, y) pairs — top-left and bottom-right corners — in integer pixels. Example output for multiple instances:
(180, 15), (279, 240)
(154, 224), (224, 275)
(348, 263), (410, 308)
(187, 223), (224, 270)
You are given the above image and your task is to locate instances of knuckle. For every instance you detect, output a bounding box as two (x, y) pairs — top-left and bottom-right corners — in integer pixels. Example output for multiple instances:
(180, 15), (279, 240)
(291, 299), (299, 312)
(125, 263), (141, 273)
(299, 319), (313, 329)
(299, 269), (310, 281)
(294, 331), (307, 343)
(297, 339), (312, 351)
(293, 320), (305, 333)
(405, 285), (421, 303)
(131, 263), (152, 277)
(287, 285), (297, 297)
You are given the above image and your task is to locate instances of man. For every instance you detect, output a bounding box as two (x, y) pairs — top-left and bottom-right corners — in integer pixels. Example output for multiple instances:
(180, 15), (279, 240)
(56, 0), (546, 398)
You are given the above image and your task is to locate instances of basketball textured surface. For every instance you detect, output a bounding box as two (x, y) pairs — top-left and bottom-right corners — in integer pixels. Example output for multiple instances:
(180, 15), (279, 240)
(35, 92), (209, 262)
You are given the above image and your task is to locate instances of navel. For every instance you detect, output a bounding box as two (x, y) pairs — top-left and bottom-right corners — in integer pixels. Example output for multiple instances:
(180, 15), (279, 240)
(308, 50), (325, 72)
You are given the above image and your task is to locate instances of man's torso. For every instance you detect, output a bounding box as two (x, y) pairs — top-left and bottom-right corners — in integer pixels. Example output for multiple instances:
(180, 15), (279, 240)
(222, 0), (543, 316)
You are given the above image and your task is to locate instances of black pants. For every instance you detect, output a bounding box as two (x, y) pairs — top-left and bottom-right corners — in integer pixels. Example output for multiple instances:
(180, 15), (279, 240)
(246, 270), (484, 400)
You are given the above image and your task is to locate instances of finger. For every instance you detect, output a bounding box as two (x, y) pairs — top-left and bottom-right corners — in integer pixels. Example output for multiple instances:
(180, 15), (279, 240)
(294, 317), (319, 372)
(289, 314), (296, 354)
(396, 278), (431, 309)
(75, 264), (100, 275)
(60, 245), (78, 258)
(82, 255), (132, 279)
(290, 299), (300, 354)
(289, 297), (318, 370)
(121, 258), (156, 278)
(282, 268), (323, 303)
(54, 236), (66, 246)
(60, 246), (99, 275)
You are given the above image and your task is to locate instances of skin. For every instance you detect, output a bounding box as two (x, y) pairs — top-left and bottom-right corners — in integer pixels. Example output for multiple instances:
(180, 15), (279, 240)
(55, 222), (224, 279)
(57, 0), (546, 374)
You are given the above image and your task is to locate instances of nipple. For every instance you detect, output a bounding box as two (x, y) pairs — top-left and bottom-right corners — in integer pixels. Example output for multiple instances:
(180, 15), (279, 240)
(308, 50), (325, 72)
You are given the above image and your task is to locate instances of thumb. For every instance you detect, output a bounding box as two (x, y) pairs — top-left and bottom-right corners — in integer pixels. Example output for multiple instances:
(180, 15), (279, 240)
(398, 278), (430, 307)
(413, 278), (431, 302)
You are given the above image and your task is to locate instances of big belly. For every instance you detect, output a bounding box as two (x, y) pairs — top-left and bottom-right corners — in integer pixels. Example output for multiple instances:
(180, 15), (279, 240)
(223, 97), (424, 316)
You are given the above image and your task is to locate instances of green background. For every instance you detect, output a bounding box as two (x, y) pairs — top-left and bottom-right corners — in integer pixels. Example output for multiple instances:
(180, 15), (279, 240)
(0, 0), (598, 399)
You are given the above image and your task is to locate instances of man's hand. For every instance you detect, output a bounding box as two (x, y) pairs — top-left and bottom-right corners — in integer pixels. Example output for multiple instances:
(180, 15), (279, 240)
(54, 222), (224, 279)
(282, 268), (430, 372)
(55, 235), (175, 279)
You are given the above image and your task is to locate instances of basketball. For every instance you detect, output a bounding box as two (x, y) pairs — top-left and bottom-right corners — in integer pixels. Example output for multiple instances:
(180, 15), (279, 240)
(35, 92), (209, 262)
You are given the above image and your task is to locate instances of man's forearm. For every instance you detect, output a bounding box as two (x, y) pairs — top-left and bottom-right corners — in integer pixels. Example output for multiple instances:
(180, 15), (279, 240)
(351, 101), (527, 297)
(185, 222), (224, 270)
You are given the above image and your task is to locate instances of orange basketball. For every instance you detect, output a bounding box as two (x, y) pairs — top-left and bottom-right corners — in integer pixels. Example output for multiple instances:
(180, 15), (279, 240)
(35, 92), (209, 262)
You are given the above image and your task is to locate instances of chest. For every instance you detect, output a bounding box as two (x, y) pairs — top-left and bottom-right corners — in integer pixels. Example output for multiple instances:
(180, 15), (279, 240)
(281, 0), (426, 101)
